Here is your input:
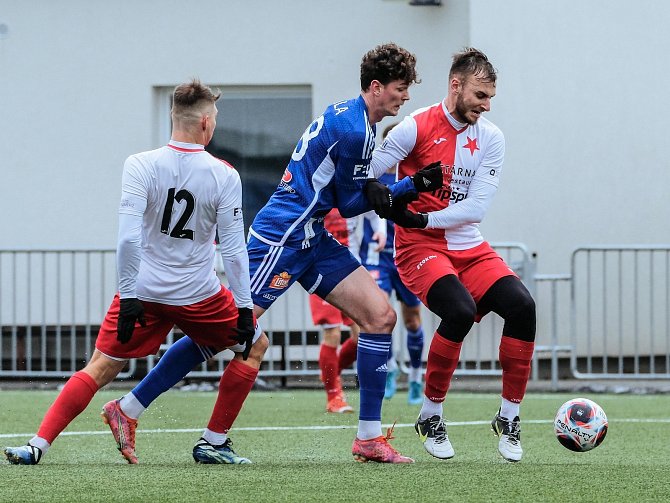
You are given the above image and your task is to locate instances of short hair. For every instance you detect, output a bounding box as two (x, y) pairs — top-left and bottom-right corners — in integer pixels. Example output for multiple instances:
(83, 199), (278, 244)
(360, 43), (419, 91)
(171, 79), (221, 125)
(449, 48), (497, 84)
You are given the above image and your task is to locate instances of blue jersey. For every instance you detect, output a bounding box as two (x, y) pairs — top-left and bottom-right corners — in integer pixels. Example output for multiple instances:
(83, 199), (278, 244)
(249, 96), (413, 250)
(359, 171), (396, 271)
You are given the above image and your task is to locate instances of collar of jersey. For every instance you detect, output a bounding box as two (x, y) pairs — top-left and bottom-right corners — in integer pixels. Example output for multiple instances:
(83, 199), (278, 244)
(440, 101), (469, 133)
(168, 140), (205, 152)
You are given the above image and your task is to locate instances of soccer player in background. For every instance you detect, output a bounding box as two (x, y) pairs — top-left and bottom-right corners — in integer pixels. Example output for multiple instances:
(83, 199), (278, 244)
(4, 80), (264, 465)
(371, 48), (536, 462)
(108, 43), (443, 465)
(308, 208), (359, 414)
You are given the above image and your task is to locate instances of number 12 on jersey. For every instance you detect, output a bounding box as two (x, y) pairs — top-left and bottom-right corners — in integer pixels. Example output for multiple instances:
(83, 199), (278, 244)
(160, 187), (195, 240)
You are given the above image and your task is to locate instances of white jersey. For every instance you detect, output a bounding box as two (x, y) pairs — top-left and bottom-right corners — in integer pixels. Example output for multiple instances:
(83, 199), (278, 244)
(117, 140), (252, 307)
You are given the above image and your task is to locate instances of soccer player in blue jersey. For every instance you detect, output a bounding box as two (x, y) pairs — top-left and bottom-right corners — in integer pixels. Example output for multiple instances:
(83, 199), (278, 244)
(99, 43), (442, 465)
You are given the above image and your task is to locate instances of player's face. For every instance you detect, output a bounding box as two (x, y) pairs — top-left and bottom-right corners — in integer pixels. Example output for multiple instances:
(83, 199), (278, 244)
(453, 75), (495, 125)
(379, 79), (411, 118)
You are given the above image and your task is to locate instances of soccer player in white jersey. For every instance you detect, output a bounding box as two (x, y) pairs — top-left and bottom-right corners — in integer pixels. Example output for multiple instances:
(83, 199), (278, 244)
(370, 48), (536, 462)
(4, 80), (266, 466)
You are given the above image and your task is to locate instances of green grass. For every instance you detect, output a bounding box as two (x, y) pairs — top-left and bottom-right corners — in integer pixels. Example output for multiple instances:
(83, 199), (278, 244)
(1, 389), (670, 502)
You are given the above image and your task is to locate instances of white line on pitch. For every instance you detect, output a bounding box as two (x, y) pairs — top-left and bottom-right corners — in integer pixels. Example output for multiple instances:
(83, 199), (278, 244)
(1, 417), (668, 440)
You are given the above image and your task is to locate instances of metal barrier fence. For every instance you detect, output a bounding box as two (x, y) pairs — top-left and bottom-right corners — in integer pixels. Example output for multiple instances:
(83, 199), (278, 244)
(2, 244), (668, 385)
(570, 245), (670, 379)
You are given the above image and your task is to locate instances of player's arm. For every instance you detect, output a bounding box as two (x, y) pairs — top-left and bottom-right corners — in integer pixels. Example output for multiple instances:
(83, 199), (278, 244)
(392, 133), (505, 229)
(116, 156), (149, 343)
(217, 170), (255, 359)
(217, 171), (252, 310)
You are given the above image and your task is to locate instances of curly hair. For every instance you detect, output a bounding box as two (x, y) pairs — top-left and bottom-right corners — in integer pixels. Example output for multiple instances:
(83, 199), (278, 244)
(360, 43), (420, 91)
(449, 48), (497, 83)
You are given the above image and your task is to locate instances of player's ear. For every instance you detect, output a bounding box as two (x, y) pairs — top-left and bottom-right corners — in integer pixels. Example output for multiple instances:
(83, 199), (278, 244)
(201, 114), (208, 131)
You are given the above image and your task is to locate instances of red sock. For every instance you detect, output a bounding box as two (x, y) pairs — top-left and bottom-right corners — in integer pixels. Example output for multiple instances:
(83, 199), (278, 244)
(338, 337), (357, 371)
(424, 335), (462, 403)
(37, 371), (98, 444)
(499, 336), (535, 403)
(207, 359), (258, 434)
(319, 344), (340, 401)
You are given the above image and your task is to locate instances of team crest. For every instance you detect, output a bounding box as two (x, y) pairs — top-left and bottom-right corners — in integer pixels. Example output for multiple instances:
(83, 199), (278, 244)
(269, 271), (291, 289)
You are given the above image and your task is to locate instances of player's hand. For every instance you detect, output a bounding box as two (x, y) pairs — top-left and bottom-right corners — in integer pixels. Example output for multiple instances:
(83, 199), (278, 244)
(389, 193), (428, 229)
(117, 298), (146, 344)
(233, 307), (255, 360)
(364, 179), (393, 218)
(411, 161), (443, 192)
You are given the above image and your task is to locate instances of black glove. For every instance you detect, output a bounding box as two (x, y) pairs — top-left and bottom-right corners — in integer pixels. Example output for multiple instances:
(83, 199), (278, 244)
(364, 179), (393, 218)
(234, 307), (255, 360)
(389, 196), (428, 229)
(411, 161), (443, 192)
(117, 298), (146, 344)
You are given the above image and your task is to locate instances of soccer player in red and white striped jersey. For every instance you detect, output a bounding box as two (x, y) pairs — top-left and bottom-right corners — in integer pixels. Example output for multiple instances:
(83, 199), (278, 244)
(371, 48), (536, 463)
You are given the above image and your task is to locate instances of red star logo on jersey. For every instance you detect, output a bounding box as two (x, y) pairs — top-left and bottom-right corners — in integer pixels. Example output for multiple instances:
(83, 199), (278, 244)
(463, 136), (479, 155)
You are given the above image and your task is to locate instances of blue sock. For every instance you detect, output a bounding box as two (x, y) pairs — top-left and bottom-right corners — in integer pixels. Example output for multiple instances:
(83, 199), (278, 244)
(387, 337), (394, 364)
(407, 326), (424, 369)
(357, 333), (392, 421)
(132, 336), (213, 408)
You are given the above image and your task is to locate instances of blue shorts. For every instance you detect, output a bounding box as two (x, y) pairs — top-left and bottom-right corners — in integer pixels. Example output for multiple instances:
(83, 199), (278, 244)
(248, 232), (360, 310)
(365, 265), (421, 307)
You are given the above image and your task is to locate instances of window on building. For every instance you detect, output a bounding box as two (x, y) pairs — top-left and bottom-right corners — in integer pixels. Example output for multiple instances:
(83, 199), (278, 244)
(157, 85), (312, 229)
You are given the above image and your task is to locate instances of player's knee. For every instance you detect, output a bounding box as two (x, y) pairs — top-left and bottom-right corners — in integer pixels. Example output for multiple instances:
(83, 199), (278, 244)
(358, 303), (396, 333)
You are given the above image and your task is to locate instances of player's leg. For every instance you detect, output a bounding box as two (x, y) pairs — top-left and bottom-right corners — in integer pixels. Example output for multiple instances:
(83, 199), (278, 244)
(410, 274), (476, 459)
(159, 287), (268, 465)
(325, 268), (412, 463)
(5, 350), (127, 465)
(338, 322), (358, 374)
(193, 329), (268, 464)
(478, 275), (536, 462)
(400, 301), (424, 405)
(393, 271), (425, 405)
(309, 295), (352, 413)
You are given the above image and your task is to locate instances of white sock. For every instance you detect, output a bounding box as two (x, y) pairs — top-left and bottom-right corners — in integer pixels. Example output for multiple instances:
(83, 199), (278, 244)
(386, 358), (398, 372)
(29, 436), (50, 454)
(500, 398), (520, 420)
(119, 392), (146, 420)
(408, 367), (422, 383)
(202, 428), (228, 446)
(357, 420), (382, 440)
(420, 398), (443, 420)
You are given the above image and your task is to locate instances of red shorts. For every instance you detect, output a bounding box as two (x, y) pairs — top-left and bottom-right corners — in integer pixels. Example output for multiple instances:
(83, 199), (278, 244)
(395, 241), (517, 318)
(96, 286), (242, 359)
(309, 294), (353, 328)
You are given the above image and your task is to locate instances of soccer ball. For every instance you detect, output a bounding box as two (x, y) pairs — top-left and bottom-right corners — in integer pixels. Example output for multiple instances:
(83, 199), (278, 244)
(554, 397), (608, 452)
